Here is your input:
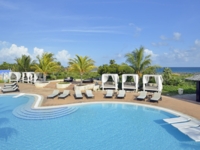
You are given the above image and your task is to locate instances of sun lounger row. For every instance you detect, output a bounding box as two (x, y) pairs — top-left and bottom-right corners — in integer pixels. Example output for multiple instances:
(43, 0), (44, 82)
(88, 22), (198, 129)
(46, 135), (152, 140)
(47, 90), (95, 99)
(1, 82), (20, 93)
(47, 89), (162, 100)
(47, 89), (126, 99)
(47, 90), (70, 99)
(163, 116), (200, 141)
(136, 91), (162, 102)
(105, 90), (126, 98)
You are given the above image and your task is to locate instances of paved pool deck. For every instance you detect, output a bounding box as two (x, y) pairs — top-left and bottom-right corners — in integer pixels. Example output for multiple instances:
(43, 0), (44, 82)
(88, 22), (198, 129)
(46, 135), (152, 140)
(0, 82), (200, 120)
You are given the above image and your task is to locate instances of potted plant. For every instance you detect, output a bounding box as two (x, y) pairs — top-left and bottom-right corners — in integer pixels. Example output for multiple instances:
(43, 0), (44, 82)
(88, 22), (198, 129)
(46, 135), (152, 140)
(56, 81), (71, 89)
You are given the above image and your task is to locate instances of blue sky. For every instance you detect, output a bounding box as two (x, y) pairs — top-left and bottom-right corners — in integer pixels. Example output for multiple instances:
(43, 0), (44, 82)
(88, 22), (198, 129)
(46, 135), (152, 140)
(0, 0), (200, 67)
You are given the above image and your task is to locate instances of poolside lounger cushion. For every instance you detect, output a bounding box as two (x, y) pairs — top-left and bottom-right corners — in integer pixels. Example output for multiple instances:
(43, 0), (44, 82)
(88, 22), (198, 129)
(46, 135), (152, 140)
(105, 90), (113, 98)
(117, 90), (126, 98)
(85, 90), (94, 98)
(1, 85), (19, 93)
(150, 92), (161, 102)
(58, 90), (70, 99)
(163, 116), (190, 124)
(178, 127), (200, 142)
(3, 84), (19, 89)
(4, 82), (17, 87)
(47, 90), (60, 99)
(171, 121), (199, 129)
(75, 90), (83, 99)
(137, 91), (147, 100)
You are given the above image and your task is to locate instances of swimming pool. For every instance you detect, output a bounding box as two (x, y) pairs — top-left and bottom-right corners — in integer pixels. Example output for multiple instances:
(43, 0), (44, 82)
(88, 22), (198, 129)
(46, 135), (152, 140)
(1, 94), (200, 150)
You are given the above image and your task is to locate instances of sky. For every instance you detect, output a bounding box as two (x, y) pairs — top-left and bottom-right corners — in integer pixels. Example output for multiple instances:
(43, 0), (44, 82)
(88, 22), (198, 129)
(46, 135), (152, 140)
(0, 0), (200, 67)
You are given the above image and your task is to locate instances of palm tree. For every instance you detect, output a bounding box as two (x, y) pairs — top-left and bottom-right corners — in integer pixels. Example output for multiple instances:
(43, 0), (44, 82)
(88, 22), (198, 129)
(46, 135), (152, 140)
(125, 46), (152, 78)
(15, 55), (35, 72)
(68, 55), (96, 85)
(31, 52), (61, 81)
(163, 67), (172, 85)
(109, 59), (115, 65)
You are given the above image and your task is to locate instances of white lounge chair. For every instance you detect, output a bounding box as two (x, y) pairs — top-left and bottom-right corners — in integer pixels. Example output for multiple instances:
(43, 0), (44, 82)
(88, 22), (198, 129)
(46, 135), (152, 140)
(137, 91), (147, 100)
(178, 126), (200, 142)
(75, 90), (83, 99)
(117, 90), (126, 98)
(47, 90), (60, 99)
(1, 85), (19, 93)
(150, 92), (162, 102)
(171, 121), (199, 129)
(85, 90), (94, 98)
(105, 90), (113, 98)
(163, 116), (190, 124)
(4, 82), (17, 87)
(58, 90), (70, 99)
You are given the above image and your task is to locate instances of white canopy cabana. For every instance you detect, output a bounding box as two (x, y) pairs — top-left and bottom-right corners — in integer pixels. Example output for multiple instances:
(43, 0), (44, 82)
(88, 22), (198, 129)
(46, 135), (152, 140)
(30, 72), (38, 83)
(36, 72), (43, 81)
(22, 72), (38, 83)
(143, 75), (163, 92)
(101, 74), (119, 90)
(9, 72), (21, 82)
(122, 74), (139, 92)
(22, 72), (29, 83)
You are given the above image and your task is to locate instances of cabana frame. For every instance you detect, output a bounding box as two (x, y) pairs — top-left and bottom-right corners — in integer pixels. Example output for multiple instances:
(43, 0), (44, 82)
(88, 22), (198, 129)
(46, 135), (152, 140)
(143, 75), (163, 92)
(9, 72), (21, 83)
(122, 74), (139, 92)
(101, 74), (119, 90)
(22, 72), (38, 83)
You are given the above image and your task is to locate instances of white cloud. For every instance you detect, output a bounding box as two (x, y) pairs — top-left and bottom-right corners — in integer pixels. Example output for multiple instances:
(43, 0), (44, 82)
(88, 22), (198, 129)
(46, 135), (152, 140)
(195, 39), (200, 47)
(160, 35), (167, 40)
(129, 23), (142, 36)
(173, 32), (181, 40)
(156, 48), (199, 66)
(55, 50), (71, 66)
(152, 42), (167, 47)
(144, 49), (158, 60)
(32, 47), (44, 58)
(0, 43), (71, 66)
(160, 32), (181, 41)
(0, 40), (9, 46)
(0, 44), (30, 63)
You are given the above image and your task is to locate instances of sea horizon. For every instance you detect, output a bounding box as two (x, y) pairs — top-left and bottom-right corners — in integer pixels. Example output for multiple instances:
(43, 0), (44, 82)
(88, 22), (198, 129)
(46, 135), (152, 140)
(156, 67), (200, 74)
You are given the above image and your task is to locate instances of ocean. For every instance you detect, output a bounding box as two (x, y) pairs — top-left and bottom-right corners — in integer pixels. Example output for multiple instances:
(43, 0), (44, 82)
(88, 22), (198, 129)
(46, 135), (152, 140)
(156, 67), (200, 74)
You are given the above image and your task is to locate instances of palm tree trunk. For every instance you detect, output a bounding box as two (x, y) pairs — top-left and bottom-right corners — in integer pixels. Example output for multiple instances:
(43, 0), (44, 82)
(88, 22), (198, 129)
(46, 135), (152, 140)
(80, 74), (82, 85)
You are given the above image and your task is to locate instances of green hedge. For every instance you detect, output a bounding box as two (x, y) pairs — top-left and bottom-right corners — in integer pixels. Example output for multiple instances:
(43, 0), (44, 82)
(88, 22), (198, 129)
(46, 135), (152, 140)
(162, 84), (196, 95)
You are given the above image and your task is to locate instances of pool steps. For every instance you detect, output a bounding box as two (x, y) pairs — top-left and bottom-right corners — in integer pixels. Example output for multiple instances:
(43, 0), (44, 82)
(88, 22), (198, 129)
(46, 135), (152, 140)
(13, 103), (78, 120)
(13, 93), (25, 98)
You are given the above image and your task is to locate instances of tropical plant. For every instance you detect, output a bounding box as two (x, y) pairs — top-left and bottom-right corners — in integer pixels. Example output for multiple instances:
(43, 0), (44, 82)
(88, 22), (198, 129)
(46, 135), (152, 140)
(97, 62), (134, 76)
(68, 55), (96, 85)
(143, 65), (161, 74)
(0, 62), (14, 70)
(31, 52), (61, 81)
(118, 63), (134, 75)
(14, 55), (35, 72)
(163, 67), (172, 85)
(125, 46), (159, 78)
(109, 59), (116, 65)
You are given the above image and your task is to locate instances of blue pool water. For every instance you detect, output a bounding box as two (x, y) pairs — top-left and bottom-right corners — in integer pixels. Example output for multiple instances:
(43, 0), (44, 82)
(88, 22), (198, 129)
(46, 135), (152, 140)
(1, 95), (200, 150)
